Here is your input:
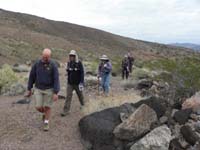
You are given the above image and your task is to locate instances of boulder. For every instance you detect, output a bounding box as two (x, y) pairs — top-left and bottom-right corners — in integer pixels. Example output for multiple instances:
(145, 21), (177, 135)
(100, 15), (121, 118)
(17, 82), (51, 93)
(79, 103), (135, 150)
(173, 109), (192, 125)
(182, 92), (200, 113)
(85, 75), (98, 87)
(114, 104), (158, 141)
(180, 125), (199, 146)
(85, 71), (96, 76)
(130, 125), (172, 150)
(112, 72), (117, 77)
(136, 79), (153, 90)
(12, 65), (30, 72)
(132, 96), (167, 118)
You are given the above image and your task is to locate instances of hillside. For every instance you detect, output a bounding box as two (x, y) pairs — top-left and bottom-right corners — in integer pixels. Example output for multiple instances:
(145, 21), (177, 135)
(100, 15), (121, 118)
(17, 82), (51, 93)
(170, 43), (200, 51)
(0, 8), (196, 65)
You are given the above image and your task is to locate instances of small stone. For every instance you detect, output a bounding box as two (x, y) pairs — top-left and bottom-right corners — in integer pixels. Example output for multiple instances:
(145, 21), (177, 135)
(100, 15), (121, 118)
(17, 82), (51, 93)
(173, 109), (192, 125)
(190, 114), (199, 121)
(159, 116), (168, 124)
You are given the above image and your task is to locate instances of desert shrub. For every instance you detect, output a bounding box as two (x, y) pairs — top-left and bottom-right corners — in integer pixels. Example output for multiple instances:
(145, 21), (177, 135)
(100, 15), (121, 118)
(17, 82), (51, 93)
(0, 64), (19, 92)
(134, 59), (144, 68)
(144, 56), (200, 103)
(131, 67), (152, 80)
(112, 56), (122, 76)
(84, 60), (99, 75)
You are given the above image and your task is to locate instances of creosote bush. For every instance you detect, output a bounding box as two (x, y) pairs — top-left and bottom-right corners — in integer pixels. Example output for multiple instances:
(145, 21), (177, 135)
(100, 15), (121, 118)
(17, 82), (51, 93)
(0, 64), (19, 92)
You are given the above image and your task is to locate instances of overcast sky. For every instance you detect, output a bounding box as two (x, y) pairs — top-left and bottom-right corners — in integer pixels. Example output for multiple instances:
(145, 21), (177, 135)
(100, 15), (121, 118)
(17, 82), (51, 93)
(1, 0), (200, 44)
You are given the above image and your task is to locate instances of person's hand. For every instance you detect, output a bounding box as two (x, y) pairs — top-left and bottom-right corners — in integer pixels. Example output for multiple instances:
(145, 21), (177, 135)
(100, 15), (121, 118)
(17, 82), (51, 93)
(79, 83), (84, 91)
(24, 90), (32, 97)
(53, 94), (58, 102)
(127, 67), (130, 72)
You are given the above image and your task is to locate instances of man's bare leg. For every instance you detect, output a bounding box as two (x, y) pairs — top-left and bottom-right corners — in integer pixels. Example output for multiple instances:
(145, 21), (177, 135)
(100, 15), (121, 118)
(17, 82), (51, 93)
(36, 107), (45, 113)
(44, 107), (51, 120)
(43, 107), (51, 131)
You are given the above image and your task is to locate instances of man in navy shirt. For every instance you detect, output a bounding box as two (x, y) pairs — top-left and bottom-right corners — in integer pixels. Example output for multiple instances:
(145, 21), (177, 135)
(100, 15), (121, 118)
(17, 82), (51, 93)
(27, 48), (60, 131)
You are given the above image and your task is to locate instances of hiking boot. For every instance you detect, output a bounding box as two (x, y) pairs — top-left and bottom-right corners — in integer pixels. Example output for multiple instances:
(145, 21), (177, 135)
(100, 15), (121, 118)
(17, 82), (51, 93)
(43, 123), (49, 131)
(61, 111), (70, 117)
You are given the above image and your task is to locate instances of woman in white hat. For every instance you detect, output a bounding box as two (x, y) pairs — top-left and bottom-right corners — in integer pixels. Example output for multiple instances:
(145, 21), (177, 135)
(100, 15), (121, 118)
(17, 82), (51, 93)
(98, 55), (112, 96)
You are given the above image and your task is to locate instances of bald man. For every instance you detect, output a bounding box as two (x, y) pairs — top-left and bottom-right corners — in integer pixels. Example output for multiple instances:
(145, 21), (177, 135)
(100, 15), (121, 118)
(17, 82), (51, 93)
(27, 48), (60, 131)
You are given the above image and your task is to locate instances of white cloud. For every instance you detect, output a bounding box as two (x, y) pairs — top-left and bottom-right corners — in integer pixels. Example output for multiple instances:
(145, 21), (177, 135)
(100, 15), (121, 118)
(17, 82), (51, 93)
(1, 0), (200, 43)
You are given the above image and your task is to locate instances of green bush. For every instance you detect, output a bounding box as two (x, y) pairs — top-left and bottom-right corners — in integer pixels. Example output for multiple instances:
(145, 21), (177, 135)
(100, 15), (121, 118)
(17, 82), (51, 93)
(112, 56), (122, 75)
(144, 57), (200, 99)
(131, 67), (152, 80)
(0, 64), (19, 92)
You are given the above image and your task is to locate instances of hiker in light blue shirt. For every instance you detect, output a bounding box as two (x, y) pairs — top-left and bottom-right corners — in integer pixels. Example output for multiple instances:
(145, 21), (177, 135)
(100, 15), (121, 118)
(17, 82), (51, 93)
(98, 55), (112, 96)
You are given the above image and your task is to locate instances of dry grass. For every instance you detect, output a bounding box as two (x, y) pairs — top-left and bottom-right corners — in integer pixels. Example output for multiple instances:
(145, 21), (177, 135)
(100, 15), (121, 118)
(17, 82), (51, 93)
(82, 91), (142, 115)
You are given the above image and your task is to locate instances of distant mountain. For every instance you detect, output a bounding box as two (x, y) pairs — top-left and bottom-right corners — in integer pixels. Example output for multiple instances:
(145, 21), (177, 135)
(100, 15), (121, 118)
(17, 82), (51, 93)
(0, 8), (195, 65)
(170, 43), (200, 51)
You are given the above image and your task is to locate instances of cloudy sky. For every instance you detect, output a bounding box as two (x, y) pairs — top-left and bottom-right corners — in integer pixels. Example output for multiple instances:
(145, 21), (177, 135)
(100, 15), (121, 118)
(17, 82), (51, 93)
(1, 0), (200, 44)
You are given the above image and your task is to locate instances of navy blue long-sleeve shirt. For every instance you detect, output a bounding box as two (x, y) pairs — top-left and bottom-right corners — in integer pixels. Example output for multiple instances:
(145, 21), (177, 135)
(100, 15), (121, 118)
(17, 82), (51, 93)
(28, 60), (60, 94)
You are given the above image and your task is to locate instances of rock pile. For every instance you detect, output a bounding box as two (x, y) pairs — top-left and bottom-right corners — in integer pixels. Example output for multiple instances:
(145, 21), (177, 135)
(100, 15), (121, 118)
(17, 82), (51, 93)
(79, 94), (200, 150)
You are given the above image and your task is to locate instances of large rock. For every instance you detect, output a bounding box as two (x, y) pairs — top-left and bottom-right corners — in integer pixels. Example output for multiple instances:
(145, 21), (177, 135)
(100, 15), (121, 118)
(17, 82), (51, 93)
(12, 65), (30, 72)
(79, 103), (135, 150)
(173, 109), (192, 125)
(136, 79), (153, 90)
(180, 125), (199, 146)
(132, 96), (167, 118)
(130, 125), (172, 150)
(85, 75), (98, 87)
(114, 104), (158, 141)
(182, 92), (200, 113)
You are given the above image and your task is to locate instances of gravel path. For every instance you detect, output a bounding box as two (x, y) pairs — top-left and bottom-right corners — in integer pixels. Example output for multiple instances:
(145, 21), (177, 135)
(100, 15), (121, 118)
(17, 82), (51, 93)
(0, 95), (84, 150)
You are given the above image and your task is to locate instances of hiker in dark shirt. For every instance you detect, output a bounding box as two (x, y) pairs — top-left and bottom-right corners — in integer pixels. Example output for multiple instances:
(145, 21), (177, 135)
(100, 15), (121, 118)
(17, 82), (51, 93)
(128, 52), (135, 73)
(61, 50), (84, 116)
(27, 48), (60, 131)
(122, 55), (130, 80)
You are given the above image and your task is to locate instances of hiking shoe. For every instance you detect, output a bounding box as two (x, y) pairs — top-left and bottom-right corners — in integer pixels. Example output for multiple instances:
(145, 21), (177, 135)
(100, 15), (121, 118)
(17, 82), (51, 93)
(61, 111), (70, 117)
(43, 123), (49, 131)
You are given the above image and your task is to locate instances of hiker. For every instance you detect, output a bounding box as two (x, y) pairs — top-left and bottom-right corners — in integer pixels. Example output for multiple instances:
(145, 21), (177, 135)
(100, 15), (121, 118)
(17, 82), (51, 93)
(127, 52), (135, 73)
(122, 55), (130, 80)
(26, 48), (60, 131)
(61, 50), (84, 116)
(98, 55), (112, 96)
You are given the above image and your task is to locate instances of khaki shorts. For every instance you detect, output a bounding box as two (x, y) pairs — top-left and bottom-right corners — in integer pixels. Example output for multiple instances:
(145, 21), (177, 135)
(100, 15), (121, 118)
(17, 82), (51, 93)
(34, 88), (54, 108)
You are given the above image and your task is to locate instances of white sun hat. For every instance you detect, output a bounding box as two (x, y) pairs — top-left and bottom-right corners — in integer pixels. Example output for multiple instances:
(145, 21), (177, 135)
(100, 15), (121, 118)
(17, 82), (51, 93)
(100, 55), (109, 60)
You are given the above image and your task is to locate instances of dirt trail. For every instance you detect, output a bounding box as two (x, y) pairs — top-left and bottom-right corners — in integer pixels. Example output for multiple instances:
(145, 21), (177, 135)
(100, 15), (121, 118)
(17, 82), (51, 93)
(0, 94), (84, 150)
(0, 76), (138, 150)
